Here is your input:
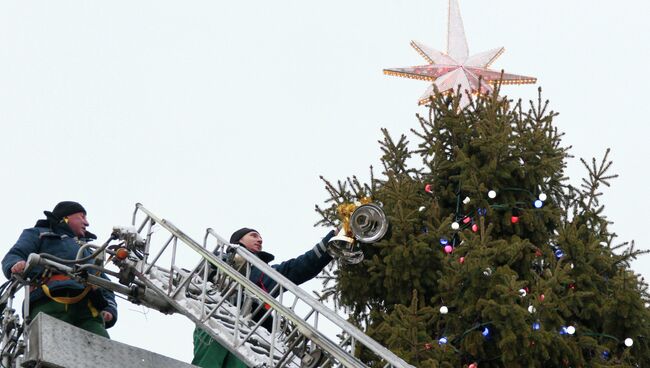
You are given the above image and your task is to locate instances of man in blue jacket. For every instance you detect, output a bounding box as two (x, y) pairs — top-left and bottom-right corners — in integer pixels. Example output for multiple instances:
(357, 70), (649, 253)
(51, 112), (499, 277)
(2, 201), (118, 338)
(192, 227), (335, 368)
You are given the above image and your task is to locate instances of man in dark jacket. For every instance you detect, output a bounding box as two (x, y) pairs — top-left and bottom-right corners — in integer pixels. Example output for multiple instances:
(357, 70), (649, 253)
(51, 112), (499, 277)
(2, 201), (118, 338)
(192, 227), (335, 368)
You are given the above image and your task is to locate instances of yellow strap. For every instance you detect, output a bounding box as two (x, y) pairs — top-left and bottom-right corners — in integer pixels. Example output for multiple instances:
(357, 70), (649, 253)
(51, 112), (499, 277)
(87, 299), (99, 318)
(41, 284), (91, 305)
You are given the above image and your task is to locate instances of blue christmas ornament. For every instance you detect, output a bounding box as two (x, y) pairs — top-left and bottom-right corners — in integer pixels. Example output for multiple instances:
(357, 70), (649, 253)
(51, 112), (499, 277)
(601, 351), (610, 360)
(439, 237), (448, 245)
(559, 326), (568, 335)
(481, 327), (490, 337)
(554, 249), (564, 259)
(532, 322), (541, 331)
(477, 208), (487, 216)
(534, 200), (543, 208)
(438, 336), (448, 345)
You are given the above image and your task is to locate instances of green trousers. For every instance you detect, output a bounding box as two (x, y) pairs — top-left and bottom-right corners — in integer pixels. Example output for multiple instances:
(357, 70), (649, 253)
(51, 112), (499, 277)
(29, 298), (109, 339)
(192, 327), (248, 368)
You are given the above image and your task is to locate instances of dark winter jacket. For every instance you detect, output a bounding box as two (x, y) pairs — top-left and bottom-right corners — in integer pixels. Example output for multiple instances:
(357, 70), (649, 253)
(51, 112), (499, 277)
(245, 231), (334, 331)
(2, 219), (118, 328)
(250, 230), (335, 293)
(212, 231), (334, 330)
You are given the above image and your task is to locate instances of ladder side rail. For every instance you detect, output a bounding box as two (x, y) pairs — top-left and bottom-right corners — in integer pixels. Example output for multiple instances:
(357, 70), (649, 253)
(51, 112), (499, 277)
(136, 264), (297, 366)
(134, 274), (266, 367)
(192, 236), (365, 367)
(134, 204), (368, 368)
(208, 235), (413, 368)
(172, 234), (364, 367)
(321, 334), (354, 368)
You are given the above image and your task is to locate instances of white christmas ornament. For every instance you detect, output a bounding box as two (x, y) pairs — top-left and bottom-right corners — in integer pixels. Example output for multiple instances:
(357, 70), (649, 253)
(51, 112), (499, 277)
(440, 306), (449, 314)
(566, 326), (576, 335)
(488, 190), (497, 199)
(625, 338), (634, 347)
(419, 206), (426, 212)
(538, 193), (547, 201)
(518, 289), (527, 297)
(451, 222), (460, 230)
(463, 196), (471, 204)
(528, 305), (536, 313)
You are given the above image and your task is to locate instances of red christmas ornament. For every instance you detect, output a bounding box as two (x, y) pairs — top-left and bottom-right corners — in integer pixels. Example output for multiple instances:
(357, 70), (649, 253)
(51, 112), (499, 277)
(469, 363), (478, 368)
(459, 256), (465, 264)
(424, 184), (433, 193)
(539, 294), (545, 302)
(535, 249), (542, 257)
(463, 216), (471, 224)
(524, 287), (530, 293)
(511, 216), (519, 224)
(444, 245), (453, 254)
(424, 343), (432, 350)
(471, 224), (479, 232)
(115, 247), (129, 260)
(568, 283), (576, 290)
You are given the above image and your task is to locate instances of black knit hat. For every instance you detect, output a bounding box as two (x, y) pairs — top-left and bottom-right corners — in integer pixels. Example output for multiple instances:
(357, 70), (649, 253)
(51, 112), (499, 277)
(229, 227), (258, 244)
(44, 201), (87, 220)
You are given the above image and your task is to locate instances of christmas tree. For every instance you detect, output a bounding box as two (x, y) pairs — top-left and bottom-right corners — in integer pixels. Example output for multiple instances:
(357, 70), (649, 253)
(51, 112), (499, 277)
(315, 88), (650, 367)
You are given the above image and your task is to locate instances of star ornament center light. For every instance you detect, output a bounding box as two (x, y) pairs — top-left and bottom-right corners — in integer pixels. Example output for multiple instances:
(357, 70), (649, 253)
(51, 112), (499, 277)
(384, 0), (536, 107)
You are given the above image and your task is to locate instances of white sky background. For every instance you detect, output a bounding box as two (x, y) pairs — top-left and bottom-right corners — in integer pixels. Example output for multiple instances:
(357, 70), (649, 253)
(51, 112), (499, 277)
(1, 0), (648, 363)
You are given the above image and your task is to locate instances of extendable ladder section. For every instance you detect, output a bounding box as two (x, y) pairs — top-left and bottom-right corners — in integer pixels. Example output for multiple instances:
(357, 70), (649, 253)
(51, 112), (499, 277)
(129, 203), (414, 368)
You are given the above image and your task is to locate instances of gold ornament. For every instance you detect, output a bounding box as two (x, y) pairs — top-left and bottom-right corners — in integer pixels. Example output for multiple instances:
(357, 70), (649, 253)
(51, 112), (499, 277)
(328, 197), (388, 264)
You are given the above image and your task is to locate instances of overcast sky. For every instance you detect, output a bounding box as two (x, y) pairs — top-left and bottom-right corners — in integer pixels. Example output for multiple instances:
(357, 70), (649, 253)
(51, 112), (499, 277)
(1, 0), (648, 363)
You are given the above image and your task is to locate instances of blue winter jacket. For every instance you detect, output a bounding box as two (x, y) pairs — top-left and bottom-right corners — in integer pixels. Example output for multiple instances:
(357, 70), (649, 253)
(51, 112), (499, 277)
(203, 231), (334, 335)
(2, 219), (118, 328)
(246, 230), (334, 330)
(250, 230), (335, 293)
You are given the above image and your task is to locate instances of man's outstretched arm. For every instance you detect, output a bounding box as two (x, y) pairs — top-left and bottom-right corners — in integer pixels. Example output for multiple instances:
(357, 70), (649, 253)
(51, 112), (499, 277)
(259, 230), (336, 289)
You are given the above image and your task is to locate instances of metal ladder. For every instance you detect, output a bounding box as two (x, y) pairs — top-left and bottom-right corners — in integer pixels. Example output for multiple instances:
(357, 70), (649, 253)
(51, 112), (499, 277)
(1, 203), (414, 368)
(126, 203), (413, 368)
